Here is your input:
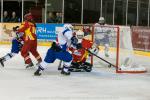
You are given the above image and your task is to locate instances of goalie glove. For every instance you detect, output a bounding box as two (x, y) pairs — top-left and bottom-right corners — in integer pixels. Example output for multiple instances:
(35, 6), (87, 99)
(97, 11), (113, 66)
(89, 45), (99, 55)
(71, 36), (78, 46)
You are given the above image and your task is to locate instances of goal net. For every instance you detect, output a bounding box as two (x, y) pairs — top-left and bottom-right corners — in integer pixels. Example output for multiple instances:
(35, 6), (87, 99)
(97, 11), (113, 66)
(94, 25), (147, 73)
(72, 24), (147, 73)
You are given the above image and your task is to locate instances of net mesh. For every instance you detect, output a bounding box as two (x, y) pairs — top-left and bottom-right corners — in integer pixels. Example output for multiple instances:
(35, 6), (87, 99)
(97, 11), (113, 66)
(94, 25), (147, 73)
(72, 24), (146, 73)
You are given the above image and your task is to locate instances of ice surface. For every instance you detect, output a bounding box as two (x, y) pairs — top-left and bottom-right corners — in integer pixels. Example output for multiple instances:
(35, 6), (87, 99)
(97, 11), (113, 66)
(0, 45), (150, 100)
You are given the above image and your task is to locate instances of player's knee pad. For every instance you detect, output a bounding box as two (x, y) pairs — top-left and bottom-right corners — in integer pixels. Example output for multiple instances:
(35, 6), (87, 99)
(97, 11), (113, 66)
(63, 52), (72, 62)
(44, 49), (56, 63)
(56, 51), (72, 62)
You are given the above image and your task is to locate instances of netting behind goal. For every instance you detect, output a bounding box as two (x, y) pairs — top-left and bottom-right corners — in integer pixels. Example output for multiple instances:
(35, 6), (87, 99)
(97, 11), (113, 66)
(72, 24), (147, 73)
(94, 25), (147, 73)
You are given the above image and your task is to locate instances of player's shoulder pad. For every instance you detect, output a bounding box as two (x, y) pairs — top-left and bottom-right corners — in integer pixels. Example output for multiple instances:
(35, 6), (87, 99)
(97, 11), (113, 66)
(62, 28), (70, 35)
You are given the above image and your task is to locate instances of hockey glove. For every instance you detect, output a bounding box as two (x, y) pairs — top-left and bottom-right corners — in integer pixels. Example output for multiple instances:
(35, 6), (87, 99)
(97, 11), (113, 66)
(13, 26), (19, 32)
(71, 36), (78, 46)
(51, 42), (62, 52)
(16, 32), (24, 40)
(71, 36), (82, 49)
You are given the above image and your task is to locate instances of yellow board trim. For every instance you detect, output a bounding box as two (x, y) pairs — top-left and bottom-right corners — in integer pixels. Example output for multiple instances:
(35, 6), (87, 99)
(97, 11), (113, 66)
(0, 42), (150, 57)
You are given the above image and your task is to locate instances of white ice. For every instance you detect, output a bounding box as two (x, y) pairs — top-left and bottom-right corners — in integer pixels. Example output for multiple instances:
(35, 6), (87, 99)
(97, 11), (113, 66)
(0, 45), (150, 100)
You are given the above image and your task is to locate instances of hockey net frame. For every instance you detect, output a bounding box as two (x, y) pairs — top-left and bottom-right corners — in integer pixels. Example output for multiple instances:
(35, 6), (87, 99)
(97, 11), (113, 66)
(72, 24), (147, 74)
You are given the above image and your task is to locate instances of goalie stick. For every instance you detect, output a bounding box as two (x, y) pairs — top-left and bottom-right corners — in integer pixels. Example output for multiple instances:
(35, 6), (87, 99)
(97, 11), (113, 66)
(86, 49), (116, 68)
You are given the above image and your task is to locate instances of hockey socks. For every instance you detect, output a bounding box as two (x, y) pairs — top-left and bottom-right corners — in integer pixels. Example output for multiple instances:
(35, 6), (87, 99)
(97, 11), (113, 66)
(0, 53), (16, 67)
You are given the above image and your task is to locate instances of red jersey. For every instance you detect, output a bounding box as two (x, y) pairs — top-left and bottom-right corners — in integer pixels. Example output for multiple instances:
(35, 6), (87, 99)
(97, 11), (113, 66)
(69, 47), (88, 63)
(69, 38), (93, 63)
(18, 21), (36, 41)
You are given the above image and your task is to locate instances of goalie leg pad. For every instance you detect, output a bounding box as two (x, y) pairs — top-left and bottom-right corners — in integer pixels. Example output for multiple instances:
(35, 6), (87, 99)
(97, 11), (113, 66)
(82, 62), (93, 72)
(69, 62), (92, 72)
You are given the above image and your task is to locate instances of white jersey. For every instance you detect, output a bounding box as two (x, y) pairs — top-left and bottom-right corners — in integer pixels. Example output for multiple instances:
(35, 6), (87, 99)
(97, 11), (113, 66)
(94, 23), (111, 45)
(57, 28), (73, 50)
(94, 23), (109, 34)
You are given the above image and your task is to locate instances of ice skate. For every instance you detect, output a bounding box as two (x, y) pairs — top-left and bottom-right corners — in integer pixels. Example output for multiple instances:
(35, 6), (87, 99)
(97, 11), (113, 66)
(61, 66), (70, 75)
(26, 62), (34, 69)
(0, 58), (5, 67)
(58, 67), (62, 70)
(61, 70), (70, 75)
(34, 66), (44, 76)
(34, 69), (42, 76)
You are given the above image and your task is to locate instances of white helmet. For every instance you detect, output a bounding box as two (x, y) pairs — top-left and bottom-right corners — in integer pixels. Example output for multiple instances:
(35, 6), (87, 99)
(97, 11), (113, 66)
(64, 24), (73, 30)
(99, 17), (105, 24)
(76, 30), (84, 43)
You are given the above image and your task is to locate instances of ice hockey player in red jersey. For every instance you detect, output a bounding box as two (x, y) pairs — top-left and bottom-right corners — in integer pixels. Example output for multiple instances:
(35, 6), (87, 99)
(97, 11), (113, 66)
(69, 30), (94, 72)
(18, 13), (42, 68)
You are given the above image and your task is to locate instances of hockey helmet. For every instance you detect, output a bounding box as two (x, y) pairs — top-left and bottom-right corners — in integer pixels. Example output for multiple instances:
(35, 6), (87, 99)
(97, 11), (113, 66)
(76, 30), (84, 43)
(24, 13), (33, 21)
(98, 17), (105, 24)
(64, 24), (73, 30)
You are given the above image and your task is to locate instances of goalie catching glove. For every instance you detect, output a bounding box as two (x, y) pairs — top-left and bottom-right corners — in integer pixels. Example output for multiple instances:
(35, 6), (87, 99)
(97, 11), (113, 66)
(89, 44), (99, 55)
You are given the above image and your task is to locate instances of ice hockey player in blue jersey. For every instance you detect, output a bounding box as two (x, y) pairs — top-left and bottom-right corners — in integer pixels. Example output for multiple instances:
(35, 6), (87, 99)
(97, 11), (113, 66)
(34, 24), (81, 76)
(0, 26), (24, 67)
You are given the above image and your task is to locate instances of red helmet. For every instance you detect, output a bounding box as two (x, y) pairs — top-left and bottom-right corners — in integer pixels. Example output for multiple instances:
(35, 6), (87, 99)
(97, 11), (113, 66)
(24, 13), (33, 21)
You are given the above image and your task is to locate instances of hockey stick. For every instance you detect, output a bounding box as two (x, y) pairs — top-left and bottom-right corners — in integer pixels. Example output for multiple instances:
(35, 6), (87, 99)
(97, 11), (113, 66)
(58, 60), (62, 70)
(86, 49), (116, 68)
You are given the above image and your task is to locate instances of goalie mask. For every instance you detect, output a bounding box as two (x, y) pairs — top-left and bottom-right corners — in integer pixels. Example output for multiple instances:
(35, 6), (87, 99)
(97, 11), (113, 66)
(76, 30), (84, 43)
(98, 17), (105, 25)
